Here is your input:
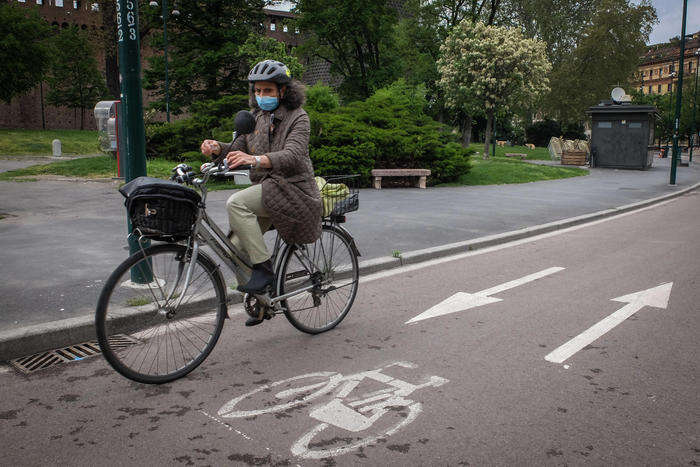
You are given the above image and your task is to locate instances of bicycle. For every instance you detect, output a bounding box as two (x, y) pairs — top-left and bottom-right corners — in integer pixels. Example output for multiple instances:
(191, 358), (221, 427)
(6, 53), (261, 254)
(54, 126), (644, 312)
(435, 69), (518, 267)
(95, 140), (361, 384)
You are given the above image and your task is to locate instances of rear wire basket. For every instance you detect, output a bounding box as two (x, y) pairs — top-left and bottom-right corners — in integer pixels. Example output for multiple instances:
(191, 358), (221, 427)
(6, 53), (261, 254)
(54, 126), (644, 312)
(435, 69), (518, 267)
(318, 174), (359, 220)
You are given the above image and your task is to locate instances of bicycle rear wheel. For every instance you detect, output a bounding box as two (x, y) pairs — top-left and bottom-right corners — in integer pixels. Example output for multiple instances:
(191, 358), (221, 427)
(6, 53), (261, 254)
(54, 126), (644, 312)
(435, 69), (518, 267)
(95, 243), (226, 384)
(277, 225), (359, 334)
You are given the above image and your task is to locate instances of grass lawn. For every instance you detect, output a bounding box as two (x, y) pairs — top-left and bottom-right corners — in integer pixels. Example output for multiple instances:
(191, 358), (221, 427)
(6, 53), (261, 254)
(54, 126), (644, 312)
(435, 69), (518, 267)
(468, 143), (551, 160)
(0, 129), (102, 157)
(1, 146), (586, 188)
(437, 157), (588, 186)
(0, 155), (249, 190)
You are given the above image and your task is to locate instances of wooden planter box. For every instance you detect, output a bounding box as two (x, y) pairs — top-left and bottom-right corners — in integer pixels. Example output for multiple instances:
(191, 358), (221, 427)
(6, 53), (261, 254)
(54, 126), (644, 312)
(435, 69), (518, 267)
(561, 150), (587, 166)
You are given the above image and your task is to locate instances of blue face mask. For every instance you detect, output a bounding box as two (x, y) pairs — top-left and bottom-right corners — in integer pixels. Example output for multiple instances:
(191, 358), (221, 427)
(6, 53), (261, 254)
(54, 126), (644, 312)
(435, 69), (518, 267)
(256, 95), (279, 111)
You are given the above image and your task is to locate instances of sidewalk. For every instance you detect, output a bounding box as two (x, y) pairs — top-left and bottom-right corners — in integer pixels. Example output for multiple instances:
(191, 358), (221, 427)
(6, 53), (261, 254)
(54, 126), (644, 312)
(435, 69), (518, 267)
(0, 156), (698, 357)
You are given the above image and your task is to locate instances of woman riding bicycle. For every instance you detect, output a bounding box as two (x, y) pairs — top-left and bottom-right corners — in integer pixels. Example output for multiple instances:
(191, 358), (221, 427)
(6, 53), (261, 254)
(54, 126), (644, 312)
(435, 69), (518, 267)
(200, 60), (322, 325)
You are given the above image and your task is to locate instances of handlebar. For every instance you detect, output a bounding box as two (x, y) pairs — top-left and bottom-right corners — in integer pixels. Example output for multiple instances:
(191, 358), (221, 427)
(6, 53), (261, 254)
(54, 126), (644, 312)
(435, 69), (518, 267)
(170, 161), (252, 185)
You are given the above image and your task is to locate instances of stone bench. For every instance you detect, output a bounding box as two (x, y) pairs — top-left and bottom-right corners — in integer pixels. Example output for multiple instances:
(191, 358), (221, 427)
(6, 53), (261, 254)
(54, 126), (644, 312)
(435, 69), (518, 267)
(371, 169), (431, 189)
(504, 153), (527, 160)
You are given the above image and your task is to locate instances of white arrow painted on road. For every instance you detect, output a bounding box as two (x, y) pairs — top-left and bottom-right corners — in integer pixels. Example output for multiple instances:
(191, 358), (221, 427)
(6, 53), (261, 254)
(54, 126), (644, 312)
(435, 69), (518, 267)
(406, 267), (565, 324)
(545, 282), (673, 364)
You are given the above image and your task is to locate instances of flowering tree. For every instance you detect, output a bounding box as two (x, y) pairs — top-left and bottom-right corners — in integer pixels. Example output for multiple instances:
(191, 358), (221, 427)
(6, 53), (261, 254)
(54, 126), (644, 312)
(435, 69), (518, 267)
(438, 22), (551, 157)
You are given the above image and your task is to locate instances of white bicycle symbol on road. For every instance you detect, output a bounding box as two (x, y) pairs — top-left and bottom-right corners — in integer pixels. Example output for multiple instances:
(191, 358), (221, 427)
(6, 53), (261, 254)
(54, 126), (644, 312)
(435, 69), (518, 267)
(217, 362), (449, 459)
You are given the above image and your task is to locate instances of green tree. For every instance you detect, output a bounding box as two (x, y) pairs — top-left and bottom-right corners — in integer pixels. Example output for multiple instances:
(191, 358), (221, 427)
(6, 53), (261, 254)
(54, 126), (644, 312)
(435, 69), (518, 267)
(293, 0), (399, 100)
(438, 22), (551, 158)
(239, 35), (303, 80)
(0, 2), (52, 103)
(45, 26), (108, 130)
(504, 0), (656, 123)
(142, 0), (265, 113)
(384, 0), (505, 145)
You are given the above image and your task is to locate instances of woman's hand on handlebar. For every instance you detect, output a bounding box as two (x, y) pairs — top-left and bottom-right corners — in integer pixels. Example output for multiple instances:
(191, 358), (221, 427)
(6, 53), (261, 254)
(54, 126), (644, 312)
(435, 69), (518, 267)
(200, 139), (221, 157)
(225, 150), (255, 169)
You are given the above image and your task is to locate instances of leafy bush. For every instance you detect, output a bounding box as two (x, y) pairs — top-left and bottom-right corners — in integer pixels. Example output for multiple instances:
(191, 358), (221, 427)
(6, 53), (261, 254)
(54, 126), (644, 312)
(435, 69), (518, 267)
(146, 94), (249, 160)
(561, 121), (586, 140)
(525, 119), (561, 147)
(305, 84), (339, 113)
(309, 80), (471, 185)
(147, 83), (472, 186)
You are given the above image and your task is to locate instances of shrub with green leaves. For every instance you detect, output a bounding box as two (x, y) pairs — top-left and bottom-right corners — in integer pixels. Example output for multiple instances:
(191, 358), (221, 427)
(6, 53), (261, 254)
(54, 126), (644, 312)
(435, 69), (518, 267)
(308, 80), (471, 185)
(305, 84), (340, 113)
(146, 94), (249, 160)
(146, 83), (472, 186)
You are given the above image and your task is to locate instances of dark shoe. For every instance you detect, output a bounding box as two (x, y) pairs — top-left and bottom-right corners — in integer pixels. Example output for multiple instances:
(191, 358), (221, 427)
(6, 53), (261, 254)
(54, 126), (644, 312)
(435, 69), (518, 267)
(237, 260), (274, 294)
(245, 310), (272, 327)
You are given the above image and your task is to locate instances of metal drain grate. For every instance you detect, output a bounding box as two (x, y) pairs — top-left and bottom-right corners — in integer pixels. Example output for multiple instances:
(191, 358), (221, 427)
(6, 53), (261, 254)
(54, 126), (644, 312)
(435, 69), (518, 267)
(9, 335), (139, 374)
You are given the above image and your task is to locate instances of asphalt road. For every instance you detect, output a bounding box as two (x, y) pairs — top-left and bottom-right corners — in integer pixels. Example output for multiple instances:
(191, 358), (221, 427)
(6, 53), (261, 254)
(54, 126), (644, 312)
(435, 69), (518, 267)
(1, 190), (698, 465)
(1, 157), (699, 331)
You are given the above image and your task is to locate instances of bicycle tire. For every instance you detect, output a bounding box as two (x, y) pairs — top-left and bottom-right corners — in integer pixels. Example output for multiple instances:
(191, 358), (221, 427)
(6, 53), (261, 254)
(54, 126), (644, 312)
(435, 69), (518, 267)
(277, 225), (359, 334)
(95, 243), (227, 384)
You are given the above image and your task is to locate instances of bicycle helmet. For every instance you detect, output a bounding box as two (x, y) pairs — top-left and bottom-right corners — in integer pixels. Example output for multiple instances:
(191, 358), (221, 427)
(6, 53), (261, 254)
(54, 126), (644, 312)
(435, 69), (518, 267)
(248, 60), (292, 84)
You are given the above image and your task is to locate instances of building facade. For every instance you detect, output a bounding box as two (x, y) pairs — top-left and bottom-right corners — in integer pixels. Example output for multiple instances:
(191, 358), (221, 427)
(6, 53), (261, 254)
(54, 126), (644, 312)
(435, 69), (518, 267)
(633, 30), (700, 96)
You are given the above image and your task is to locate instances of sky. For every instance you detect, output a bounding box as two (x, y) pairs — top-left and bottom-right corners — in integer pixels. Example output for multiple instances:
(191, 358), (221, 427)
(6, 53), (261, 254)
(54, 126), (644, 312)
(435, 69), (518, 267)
(266, 1), (699, 46)
(645, 0), (700, 44)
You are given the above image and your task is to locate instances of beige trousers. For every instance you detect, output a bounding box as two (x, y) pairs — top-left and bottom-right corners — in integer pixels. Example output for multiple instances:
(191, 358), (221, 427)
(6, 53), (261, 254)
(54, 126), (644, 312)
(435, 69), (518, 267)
(226, 183), (272, 265)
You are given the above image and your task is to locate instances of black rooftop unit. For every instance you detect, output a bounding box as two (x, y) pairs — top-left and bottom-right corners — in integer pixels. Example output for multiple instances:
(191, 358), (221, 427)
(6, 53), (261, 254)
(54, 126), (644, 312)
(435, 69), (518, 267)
(586, 102), (658, 170)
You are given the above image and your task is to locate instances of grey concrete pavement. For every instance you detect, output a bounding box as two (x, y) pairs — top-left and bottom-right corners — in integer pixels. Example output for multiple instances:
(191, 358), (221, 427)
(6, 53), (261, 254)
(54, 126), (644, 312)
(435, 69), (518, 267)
(0, 156), (698, 341)
(0, 190), (697, 465)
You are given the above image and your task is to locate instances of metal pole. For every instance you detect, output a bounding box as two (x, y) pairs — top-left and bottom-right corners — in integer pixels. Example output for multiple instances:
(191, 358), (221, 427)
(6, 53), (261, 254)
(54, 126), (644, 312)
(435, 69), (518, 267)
(117, 0), (150, 281)
(670, 0), (687, 184)
(161, 0), (171, 123)
(665, 82), (673, 157)
(690, 52), (699, 163)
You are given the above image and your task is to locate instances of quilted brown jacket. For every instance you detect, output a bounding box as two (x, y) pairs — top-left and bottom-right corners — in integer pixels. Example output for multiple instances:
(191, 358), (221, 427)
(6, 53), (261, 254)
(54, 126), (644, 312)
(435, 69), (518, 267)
(218, 104), (322, 245)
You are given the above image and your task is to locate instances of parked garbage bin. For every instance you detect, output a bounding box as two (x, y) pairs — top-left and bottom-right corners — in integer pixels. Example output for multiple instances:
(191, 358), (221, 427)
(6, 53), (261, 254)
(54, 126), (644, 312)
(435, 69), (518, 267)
(94, 100), (126, 177)
(586, 102), (658, 169)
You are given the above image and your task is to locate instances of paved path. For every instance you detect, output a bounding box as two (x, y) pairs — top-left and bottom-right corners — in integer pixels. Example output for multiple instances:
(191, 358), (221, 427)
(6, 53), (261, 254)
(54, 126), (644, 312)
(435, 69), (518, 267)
(1, 191), (697, 465)
(0, 157), (698, 332)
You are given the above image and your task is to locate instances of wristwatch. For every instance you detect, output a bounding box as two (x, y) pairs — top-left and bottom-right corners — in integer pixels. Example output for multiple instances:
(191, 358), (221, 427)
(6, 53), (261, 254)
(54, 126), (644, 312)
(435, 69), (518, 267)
(253, 156), (261, 168)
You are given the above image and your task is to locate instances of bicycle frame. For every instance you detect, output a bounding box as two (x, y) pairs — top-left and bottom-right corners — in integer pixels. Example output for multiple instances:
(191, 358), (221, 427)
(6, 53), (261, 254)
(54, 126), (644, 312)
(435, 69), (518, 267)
(167, 162), (326, 311)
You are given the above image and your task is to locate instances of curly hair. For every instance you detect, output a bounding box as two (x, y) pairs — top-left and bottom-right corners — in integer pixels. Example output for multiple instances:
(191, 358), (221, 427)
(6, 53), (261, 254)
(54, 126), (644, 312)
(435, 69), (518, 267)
(249, 79), (306, 111)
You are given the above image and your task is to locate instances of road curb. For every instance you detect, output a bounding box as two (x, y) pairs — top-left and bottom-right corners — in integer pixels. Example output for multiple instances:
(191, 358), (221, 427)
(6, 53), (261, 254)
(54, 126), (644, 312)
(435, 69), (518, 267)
(2, 181), (698, 362)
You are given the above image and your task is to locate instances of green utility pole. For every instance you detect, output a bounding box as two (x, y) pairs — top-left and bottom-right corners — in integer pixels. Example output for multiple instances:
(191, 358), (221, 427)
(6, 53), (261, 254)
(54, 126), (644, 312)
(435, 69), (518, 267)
(117, 0), (150, 281)
(670, 0), (688, 185)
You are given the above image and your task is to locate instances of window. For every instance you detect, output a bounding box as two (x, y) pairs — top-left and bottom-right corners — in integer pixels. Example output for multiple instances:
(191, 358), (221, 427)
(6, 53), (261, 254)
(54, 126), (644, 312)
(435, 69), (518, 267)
(657, 84), (662, 93)
(295, 27), (300, 34)
(670, 63), (675, 73)
(270, 21), (276, 31)
(648, 85), (652, 94)
(55, 0), (63, 6)
(283, 24), (288, 32)
(598, 122), (612, 128)
(629, 122), (642, 129)
(659, 68), (663, 77)
(668, 83), (673, 92)
(36, 0), (43, 4)
(73, 0), (80, 8)
(91, 2), (98, 10)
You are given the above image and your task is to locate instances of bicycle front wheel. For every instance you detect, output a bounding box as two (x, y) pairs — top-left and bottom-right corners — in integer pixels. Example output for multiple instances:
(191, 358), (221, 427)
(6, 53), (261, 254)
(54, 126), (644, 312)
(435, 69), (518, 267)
(277, 225), (359, 334)
(95, 243), (227, 384)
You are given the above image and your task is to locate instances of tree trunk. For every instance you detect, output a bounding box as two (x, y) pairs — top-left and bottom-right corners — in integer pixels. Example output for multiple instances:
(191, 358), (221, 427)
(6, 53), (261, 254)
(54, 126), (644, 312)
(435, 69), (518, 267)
(483, 110), (494, 159)
(460, 115), (472, 147)
(101, 0), (120, 99)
